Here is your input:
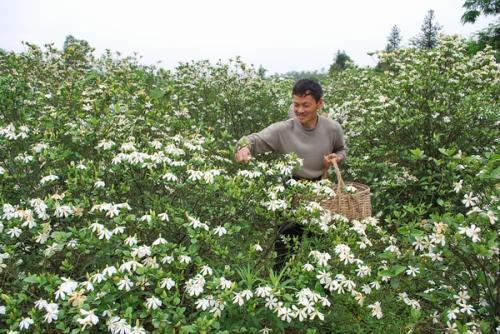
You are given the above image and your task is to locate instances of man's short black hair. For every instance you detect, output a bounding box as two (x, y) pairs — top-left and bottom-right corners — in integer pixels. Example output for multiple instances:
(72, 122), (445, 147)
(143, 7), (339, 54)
(292, 79), (323, 102)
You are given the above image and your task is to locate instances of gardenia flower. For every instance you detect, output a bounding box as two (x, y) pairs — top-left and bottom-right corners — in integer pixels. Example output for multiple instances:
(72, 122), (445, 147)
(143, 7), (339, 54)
(458, 224), (481, 243)
(117, 276), (133, 291)
(406, 266), (420, 277)
(160, 277), (175, 290)
(19, 317), (34, 330)
(219, 277), (232, 289)
(152, 235), (167, 246)
(7, 227), (22, 238)
(213, 226), (227, 236)
(158, 212), (170, 221)
(453, 180), (463, 193)
(462, 192), (478, 208)
(200, 265), (213, 276)
(40, 174), (59, 185)
(54, 204), (73, 218)
(43, 303), (59, 323)
(145, 296), (162, 310)
(0, 305), (6, 314)
(94, 180), (105, 188)
(368, 301), (383, 319)
(107, 316), (132, 334)
(76, 309), (99, 328)
(277, 306), (294, 322)
(459, 303), (474, 315)
(185, 275), (205, 297)
(55, 278), (78, 300)
(232, 292), (245, 306)
(178, 255), (192, 264)
(255, 286), (273, 298)
(131, 245), (151, 259)
(303, 263), (314, 271)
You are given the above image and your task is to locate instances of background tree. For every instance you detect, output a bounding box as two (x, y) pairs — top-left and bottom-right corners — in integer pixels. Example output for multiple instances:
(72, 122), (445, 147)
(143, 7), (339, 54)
(461, 0), (499, 23)
(328, 50), (353, 73)
(385, 25), (403, 51)
(461, 0), (499, 59)
(410, 10), (443, 49)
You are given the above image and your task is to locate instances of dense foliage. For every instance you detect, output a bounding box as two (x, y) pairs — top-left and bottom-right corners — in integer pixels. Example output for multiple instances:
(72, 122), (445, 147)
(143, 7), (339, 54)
(0, 36), (498, 333)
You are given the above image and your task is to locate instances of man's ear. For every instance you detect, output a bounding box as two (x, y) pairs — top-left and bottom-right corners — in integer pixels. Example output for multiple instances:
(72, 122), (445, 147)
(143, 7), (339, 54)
(317, 97), (325, 109)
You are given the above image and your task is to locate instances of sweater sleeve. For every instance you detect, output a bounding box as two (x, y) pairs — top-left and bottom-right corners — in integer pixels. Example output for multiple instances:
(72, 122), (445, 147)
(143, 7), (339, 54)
(332, 123), (347, 161)
(236, 122), (284, 155)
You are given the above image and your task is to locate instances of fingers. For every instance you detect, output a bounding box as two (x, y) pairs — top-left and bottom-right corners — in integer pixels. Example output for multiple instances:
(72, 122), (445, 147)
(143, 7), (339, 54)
(323, 153), (342, 167)
(235, 147), (251, 163)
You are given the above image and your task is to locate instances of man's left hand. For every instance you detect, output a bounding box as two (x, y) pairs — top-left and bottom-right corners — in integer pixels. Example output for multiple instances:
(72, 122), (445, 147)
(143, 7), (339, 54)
(323, 153), (343, 168)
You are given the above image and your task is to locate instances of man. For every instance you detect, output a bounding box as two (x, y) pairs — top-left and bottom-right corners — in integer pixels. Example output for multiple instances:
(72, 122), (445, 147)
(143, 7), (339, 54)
(234, 79), (347, 271)
(235, 79), (346, 177)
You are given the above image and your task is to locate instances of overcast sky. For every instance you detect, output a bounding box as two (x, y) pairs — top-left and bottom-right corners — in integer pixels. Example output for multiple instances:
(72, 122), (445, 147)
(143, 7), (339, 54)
(1, 0), (496, 74)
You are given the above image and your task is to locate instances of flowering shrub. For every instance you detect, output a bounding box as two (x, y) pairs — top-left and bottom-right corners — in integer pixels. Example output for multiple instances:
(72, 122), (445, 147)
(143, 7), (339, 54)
(0, 37), (498, 333)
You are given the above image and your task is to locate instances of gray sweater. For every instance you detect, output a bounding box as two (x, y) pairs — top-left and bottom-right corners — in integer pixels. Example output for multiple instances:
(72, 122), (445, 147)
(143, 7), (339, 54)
(239, 116), (346, 179)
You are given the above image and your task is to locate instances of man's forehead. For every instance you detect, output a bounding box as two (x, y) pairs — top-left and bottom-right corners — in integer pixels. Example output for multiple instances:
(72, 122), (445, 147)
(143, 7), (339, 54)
(292, 94), (317, 103)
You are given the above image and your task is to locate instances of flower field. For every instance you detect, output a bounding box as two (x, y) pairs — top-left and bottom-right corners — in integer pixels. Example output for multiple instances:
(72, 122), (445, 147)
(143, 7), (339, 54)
(0, 36), (498, 333)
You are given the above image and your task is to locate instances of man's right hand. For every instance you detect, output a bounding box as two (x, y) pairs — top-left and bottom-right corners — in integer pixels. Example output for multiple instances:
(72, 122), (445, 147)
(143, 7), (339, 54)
(235, 146), (252, 163)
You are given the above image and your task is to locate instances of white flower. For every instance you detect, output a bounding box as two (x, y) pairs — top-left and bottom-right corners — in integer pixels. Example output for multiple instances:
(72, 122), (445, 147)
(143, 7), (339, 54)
(54, 204), (73, 218)
(40, 174), (59, 185)
(102, 266), (118, 277)
(195, 297), (214, 311)
(131, 245), (151, 259)
(19, 317), (34, 330)
(43, 303), (59, 323)
(255, 286), (273, 298)
(76, 309), (99, 328)
(462, 192), (478, 208)
(232, 292), (245, 306)
(107, 316), (132, 334)
(303, 263), (314, 271)
(458, 224), (481, 242)
(447, 308), (459, 321)
(145, 296), (162, 310)
(277, 306), (293, 322)
(253, 244), (263, 252)
(124, 235), (138, 247)
(406, 266), (420, 277)
(152, 235), (167, 246)
(355, 265), (372, 277)
(158, 212), (170, 221)
(35, 299), (48, 310)
(361, 284), (372, 295)
(454, 290), (470, 305)
(178, 255), (192, 264)
(259, 327), (272, 334)
(486, 210), (497, 225)
(368, 301), (383, 319)
(7, 227), (22, 238)
(139, 215), (152, 223)
(94, 180), (105, 188)
(0, 305), (6, 314)
(453, 180), (463, 193)
(160, 277), (175, 290)
(185, 275), (205, 297)
(117, 277), (133, 291)
(263, 199), (287, 212)
(219, 277), (232, 289)
(200, 265), (213, 276)
(55, 278), (78, 300)
(213, 226), (227, 236)
(459, 303), (474, 315)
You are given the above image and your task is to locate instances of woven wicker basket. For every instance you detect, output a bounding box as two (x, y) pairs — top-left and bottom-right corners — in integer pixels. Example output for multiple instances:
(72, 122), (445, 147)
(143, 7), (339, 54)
(320, 160), (372, 221)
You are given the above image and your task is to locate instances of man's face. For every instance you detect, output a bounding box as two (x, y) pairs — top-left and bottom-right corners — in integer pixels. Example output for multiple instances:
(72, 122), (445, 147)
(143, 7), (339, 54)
(292, 94), (323, 129)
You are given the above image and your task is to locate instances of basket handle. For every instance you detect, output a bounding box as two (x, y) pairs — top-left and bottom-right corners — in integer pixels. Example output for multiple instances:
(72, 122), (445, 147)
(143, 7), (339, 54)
(321, 158), (345, 192)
